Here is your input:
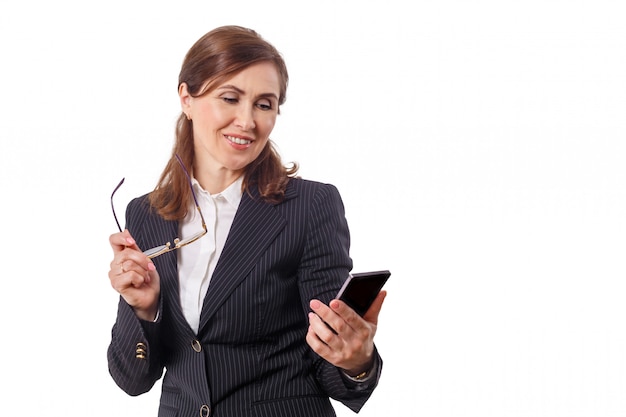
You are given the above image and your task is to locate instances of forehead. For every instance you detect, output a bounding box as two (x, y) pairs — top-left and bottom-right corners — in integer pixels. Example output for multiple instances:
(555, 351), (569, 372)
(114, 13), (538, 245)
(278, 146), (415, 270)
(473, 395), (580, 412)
(218, 61), (281, 93)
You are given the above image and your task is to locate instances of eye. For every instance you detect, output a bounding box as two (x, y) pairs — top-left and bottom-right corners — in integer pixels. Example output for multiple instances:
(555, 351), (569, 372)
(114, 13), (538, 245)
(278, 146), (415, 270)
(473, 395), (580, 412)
(220, 94), (238, 104)
(256, 99), (274, 111)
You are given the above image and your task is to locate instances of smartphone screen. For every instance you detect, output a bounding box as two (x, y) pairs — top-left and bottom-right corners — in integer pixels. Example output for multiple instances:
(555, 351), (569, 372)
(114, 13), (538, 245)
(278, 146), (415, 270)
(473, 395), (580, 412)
(336, 270), (391, 316)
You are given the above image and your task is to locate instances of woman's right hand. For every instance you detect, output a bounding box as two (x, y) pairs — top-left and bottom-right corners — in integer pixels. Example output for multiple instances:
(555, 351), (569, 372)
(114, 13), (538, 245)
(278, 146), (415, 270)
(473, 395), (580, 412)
(108, 230), (160, 321)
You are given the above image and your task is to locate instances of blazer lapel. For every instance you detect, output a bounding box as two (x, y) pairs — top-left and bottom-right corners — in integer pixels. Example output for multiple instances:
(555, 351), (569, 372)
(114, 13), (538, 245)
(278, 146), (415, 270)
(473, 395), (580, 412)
(197, 186), (292, 332)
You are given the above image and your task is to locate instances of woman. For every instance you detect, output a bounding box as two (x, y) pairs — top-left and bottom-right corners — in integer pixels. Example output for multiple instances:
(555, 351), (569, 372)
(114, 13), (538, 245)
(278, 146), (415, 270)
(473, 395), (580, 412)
(107, 25), (386, 417)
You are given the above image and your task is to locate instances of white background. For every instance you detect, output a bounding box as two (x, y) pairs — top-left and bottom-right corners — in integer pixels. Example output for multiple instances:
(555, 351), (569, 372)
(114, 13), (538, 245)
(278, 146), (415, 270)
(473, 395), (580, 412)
(1, 1), (625, 416)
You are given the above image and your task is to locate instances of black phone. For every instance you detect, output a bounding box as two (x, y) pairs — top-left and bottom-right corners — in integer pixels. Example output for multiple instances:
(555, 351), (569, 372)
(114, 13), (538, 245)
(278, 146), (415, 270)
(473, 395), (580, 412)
(336, 270), (391, 316)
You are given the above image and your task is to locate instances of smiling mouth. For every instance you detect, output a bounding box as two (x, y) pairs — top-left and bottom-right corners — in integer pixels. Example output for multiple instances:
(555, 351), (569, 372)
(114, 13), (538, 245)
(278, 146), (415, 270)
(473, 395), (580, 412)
(225, 135), (252, 145)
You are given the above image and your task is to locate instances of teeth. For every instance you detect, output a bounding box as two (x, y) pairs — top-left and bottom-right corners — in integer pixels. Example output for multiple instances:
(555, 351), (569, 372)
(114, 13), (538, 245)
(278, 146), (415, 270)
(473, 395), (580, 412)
(226, 135), (251, 145)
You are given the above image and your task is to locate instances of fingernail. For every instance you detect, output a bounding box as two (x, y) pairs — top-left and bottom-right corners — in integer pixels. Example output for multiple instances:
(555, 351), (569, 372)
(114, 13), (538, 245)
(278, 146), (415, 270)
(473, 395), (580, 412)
(310, 300), (320, 309)
(147, 263), (156, 271)
(126, 237), (135, 245)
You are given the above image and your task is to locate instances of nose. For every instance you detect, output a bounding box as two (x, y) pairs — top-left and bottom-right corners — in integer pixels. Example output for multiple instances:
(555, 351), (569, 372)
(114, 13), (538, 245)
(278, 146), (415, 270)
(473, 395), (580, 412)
(234, 106), (256, 131)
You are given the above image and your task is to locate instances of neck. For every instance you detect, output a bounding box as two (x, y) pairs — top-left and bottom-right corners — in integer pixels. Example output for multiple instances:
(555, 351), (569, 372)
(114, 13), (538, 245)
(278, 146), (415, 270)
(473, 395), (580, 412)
(194, 167), (244, 195)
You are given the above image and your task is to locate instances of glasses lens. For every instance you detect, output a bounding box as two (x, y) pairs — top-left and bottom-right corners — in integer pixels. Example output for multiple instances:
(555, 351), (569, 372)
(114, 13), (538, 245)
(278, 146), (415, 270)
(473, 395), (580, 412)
(176, 230), (207, 248)
(144, 244), (170, 258)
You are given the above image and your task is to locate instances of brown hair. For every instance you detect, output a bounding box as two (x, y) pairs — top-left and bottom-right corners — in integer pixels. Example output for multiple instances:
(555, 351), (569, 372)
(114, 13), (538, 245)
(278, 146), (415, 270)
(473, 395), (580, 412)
(149, 25), (298, 220)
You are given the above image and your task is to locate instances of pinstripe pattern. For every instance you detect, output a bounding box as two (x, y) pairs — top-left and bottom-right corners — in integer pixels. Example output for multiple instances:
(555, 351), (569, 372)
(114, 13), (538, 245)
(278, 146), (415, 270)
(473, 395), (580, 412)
(107, 178), (382, 416)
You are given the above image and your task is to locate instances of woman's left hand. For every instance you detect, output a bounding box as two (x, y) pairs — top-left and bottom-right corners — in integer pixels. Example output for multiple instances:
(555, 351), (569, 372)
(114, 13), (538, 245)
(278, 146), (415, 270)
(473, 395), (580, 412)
(306, 291), (387, 376)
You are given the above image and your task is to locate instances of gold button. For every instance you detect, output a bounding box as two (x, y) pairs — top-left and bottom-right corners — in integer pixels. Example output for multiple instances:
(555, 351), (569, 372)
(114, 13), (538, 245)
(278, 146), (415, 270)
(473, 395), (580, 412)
(136, 342), (147, 359)
(191, 339), (202, 353)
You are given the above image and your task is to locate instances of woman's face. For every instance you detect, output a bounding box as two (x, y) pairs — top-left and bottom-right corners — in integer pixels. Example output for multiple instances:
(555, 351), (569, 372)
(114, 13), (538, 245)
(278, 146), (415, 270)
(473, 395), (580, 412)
(180, 61), (281, 180)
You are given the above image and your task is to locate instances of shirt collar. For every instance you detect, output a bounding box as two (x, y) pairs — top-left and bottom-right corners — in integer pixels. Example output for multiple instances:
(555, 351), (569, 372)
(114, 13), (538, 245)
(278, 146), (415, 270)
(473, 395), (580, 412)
(191, 175), (244, 209)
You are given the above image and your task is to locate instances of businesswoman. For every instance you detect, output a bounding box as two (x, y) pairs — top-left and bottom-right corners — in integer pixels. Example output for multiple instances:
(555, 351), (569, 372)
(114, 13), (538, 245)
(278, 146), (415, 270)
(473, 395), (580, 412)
(107, 25), (386, 417)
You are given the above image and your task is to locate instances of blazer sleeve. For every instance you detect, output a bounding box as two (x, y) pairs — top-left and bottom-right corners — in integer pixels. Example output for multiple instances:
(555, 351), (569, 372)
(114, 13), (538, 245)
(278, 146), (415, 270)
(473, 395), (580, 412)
(107, 297), (165, 395)
(107, 196), (166, 396)
(296, 182), (383, 412)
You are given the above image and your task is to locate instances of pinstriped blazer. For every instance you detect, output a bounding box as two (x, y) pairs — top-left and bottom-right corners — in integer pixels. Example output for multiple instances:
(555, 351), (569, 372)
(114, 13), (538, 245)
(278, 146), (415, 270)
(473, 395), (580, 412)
(108, 177), (383, 417)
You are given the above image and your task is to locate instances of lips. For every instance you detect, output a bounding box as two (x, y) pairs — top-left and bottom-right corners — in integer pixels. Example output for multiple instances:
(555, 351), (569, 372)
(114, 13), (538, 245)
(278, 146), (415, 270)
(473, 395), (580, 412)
(225, 135), (252, 145)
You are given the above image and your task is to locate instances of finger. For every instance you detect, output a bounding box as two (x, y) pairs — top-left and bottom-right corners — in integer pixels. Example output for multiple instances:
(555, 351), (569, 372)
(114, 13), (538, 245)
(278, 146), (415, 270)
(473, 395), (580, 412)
(109, 230), (139, 253)
(112, 243), (156, 273)
(110, 266), (151, 292)
(117, 259), (140, 277)
(306, 315), (343, 362)
(121, 257), (157, 287)
(307, 312), (341, 346)
(109, 250), (157, 291)
(306, 324), (332, 357)
(328, 298), (363, 332)
(128, 270), (151, 288)
(109, 263), (160, 316)
(309, 299), (346, 334)
(362, 290), (387, 324)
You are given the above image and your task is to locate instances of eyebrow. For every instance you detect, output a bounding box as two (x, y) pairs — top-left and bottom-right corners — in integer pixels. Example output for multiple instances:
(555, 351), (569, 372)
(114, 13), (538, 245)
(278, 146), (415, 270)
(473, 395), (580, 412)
(217, 84), (279, 101)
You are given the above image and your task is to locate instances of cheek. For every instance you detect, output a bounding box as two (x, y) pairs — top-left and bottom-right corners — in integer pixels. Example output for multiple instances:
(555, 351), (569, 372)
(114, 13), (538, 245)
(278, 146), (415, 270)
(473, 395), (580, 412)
(258, 116), (277, 136)
(194, 104), (227, 129)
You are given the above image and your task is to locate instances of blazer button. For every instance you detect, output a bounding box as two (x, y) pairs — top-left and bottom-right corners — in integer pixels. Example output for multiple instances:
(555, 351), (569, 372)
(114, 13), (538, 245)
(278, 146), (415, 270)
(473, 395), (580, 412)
(191, 339), (202, 353)
(135, 342), (147, 359)
(200, 404), (210, 417)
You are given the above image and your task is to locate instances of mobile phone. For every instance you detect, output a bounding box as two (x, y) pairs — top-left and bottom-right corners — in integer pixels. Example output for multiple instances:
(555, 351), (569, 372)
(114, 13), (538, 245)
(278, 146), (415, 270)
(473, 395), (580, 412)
(336, 270), (391, 316)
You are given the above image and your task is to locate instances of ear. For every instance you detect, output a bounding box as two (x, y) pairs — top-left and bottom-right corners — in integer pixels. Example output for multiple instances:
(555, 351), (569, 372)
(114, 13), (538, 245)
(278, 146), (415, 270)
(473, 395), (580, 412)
(179, 83), (192, 115)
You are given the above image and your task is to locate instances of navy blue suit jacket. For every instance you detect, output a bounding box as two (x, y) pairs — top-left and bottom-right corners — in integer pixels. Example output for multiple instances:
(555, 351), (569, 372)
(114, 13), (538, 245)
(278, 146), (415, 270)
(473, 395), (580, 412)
(108, 178), (382, 417)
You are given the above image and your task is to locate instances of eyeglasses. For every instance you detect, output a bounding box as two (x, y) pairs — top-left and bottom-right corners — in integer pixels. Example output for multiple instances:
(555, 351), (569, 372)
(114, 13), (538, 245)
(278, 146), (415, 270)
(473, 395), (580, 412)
(111, 154), (208, 259)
